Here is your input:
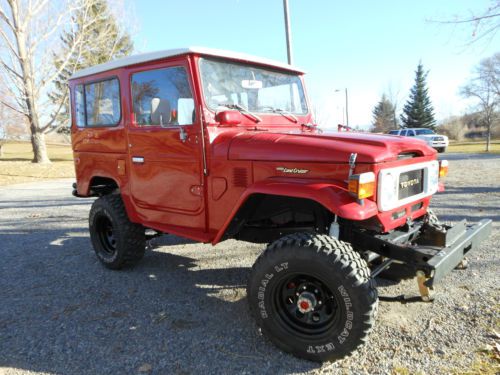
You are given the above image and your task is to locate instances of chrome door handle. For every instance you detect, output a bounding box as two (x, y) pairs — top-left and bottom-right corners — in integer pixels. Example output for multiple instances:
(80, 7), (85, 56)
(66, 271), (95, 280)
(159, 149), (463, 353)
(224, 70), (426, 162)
(132, 156), (144, 164)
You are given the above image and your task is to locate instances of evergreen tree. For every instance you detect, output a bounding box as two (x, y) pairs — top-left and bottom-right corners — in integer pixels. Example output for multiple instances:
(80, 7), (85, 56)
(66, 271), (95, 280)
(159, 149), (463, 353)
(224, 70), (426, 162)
(400, 62), (436, 130)
(49, 0), (133, 131)
(371, 94), (398, 132)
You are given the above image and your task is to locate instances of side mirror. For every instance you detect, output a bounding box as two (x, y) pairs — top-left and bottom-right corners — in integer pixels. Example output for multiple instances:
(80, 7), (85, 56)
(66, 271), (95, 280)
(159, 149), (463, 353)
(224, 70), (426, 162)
(216, 110), (242, 126)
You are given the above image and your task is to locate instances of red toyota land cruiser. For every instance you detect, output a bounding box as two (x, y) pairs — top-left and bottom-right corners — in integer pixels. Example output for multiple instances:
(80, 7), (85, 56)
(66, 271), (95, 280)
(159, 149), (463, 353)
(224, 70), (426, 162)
(69, 47), (491, 362)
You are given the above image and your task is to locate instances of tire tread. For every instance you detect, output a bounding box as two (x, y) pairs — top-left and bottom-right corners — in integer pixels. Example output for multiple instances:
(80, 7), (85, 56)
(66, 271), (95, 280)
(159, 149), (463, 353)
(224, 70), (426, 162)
(248, 232), (378, 361)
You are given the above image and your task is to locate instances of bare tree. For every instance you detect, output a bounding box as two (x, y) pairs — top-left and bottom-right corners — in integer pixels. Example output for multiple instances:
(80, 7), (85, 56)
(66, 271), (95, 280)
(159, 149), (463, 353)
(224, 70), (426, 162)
(0, 124), (5, 158)
(0, 0), (102, 163)
(439, 116), (467, 141)
(49, 0), (133, 133)
(434, 1), (500, 45)
(0, 75), (8, 157)
(0, 72), (25, 156)
(311, 102), (334, 129)
(461, 53), (500, 151)
(385, 82), (402, 128)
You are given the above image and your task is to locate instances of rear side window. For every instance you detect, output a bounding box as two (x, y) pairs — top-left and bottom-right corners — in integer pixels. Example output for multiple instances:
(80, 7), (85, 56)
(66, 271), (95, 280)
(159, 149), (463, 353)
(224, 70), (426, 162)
(388, 130), (399, 135)
(85, 79), (121, 126)
(72, 78), (121, 127)
(131, 67), (195, 126)
(74, 85), (85, 127)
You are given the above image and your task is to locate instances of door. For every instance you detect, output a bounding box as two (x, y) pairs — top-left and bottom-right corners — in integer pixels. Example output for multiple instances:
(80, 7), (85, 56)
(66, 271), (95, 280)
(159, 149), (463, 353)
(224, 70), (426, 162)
(127, 63), (204, 228)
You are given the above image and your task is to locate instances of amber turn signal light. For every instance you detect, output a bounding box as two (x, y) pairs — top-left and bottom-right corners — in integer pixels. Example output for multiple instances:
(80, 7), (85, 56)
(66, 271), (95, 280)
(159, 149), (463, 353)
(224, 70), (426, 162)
(348, 172), (375, 199)
(439, 160), (448, 178)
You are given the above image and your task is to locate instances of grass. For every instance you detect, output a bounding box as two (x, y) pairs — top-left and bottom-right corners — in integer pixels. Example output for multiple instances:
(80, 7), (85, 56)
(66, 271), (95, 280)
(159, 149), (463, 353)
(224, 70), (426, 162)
(447, 140), (500, 154)
(0, 141), (75, 186)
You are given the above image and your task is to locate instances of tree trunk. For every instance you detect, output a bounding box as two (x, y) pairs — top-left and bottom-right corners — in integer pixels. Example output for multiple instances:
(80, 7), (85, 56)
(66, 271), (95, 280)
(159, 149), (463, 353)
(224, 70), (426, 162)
(31, 129), (50, 163)
(11, 0), (51, 164)
(485, 113), (492, 152)
(486, 127), (491, 152)
(0, 143), (3, 158)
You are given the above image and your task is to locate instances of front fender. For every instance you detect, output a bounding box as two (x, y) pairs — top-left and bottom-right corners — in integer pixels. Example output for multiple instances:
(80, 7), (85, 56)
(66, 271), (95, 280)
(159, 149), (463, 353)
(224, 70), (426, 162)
(212, 177), (378, 244)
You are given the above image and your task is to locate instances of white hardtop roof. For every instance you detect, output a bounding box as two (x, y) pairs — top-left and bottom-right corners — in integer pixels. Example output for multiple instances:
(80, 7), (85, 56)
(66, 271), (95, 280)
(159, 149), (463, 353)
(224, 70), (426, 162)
(70, 46), (305, 80)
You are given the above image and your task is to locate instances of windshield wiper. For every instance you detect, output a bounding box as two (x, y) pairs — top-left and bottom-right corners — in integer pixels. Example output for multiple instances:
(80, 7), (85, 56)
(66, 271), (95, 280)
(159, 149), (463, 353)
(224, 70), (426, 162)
(219, 103), (262, 123)
(260, 106), (298, 123)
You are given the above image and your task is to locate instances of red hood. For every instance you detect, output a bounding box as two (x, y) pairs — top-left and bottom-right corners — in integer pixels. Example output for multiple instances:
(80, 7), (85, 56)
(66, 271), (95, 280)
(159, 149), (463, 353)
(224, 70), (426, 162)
(228, 131), (436, 163)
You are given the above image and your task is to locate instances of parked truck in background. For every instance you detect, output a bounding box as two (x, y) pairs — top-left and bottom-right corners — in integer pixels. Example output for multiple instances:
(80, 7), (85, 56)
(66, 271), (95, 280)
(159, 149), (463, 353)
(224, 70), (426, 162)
(388, 128), (449, 153)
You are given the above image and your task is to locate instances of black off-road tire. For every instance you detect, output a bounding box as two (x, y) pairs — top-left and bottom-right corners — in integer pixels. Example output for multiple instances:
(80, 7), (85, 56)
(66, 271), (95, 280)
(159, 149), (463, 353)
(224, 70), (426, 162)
(437, 147), (446, 153)
(89, 194), (145, 269)
(247, 233), (378, 362)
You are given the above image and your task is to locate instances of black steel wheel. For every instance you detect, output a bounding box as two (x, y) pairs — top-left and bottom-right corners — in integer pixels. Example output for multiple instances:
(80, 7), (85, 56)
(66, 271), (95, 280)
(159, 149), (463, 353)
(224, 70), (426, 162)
(89, 194), (145, 269)
(274, 274), (342, 336)
(94, 215), (117, 258)
(247, 233), (378, 362)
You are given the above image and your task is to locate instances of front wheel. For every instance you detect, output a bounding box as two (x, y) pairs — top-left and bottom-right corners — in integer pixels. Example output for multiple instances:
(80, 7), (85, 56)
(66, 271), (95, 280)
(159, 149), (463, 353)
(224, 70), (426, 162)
(89, 194), (145, 269)
(247, 233), (378, 362)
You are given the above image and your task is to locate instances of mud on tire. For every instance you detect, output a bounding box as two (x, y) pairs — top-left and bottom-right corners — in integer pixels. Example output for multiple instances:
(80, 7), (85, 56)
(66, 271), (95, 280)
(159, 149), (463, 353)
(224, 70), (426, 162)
(247, 233), (378, 362)
(89, 194), (145, 269)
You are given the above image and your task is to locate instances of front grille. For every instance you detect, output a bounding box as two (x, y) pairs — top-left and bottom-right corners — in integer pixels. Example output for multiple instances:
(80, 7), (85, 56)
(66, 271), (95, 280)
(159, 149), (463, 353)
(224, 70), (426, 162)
(378, 160), (439, 212)
(398, 169), (424, 199)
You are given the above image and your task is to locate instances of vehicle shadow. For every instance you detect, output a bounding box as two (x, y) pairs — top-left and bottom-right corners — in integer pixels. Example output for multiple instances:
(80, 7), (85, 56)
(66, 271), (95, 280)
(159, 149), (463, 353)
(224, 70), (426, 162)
(0, 228), (322, 375)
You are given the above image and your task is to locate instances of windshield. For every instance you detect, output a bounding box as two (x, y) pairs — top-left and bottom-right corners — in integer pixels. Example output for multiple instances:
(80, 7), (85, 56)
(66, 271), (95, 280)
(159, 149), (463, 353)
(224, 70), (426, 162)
(199, 58), (308, 115)
(415, 129), (435, 135)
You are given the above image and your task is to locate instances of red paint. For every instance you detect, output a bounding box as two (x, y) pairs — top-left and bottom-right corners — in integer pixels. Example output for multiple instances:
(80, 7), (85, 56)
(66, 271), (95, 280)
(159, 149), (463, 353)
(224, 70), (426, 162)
(70, 49), (443, 244)
(216, 110), (242, 126)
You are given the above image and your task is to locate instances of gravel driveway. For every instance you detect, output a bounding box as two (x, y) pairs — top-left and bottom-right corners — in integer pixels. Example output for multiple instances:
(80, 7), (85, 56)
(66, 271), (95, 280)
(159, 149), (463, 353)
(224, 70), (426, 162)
(1, 153), (499, 375)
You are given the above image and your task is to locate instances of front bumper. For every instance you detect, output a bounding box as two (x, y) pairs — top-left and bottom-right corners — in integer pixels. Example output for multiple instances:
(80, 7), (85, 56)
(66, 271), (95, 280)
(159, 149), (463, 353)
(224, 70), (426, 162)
(420, 219), (491, 285)
(430, 143), (448, 148)
(344, 217), (492, 286)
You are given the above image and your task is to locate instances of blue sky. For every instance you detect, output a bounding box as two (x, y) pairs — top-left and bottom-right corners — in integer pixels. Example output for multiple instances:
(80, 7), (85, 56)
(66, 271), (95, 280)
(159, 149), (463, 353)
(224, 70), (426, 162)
(130, 0), (499, 129)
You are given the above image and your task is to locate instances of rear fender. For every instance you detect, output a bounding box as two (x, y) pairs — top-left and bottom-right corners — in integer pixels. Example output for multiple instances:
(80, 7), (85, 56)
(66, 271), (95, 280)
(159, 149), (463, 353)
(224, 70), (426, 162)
(212, 178), (378, 244)
(76, 175), (120, 197)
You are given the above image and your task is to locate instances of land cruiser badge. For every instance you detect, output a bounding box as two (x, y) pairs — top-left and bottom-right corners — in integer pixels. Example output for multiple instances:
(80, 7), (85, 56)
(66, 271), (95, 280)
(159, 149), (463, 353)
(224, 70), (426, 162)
(276, 167), (309, 174)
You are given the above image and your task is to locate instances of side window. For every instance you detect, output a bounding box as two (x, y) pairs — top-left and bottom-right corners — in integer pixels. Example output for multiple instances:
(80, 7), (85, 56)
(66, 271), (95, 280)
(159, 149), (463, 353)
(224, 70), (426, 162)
(388, 130), (398, 135)
(131, 66), (194, 126)
(407, 130), (415, 136)
(74, 84), (85, 127)
(85, 79), (121, 126)
(401, 130), (407, 136)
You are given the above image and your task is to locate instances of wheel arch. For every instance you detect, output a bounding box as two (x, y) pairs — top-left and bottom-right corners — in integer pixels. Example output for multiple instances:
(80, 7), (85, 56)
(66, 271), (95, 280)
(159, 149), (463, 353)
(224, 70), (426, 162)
(212, 179), (379, 244)
(78, 175), (120, 196)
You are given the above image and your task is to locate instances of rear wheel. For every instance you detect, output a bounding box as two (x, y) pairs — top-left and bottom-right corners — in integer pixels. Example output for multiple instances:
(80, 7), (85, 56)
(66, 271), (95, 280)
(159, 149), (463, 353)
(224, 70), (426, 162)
(89, 194), (145, 269)
(436, 147), (446, 153)
(247, 233), (378, 362)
